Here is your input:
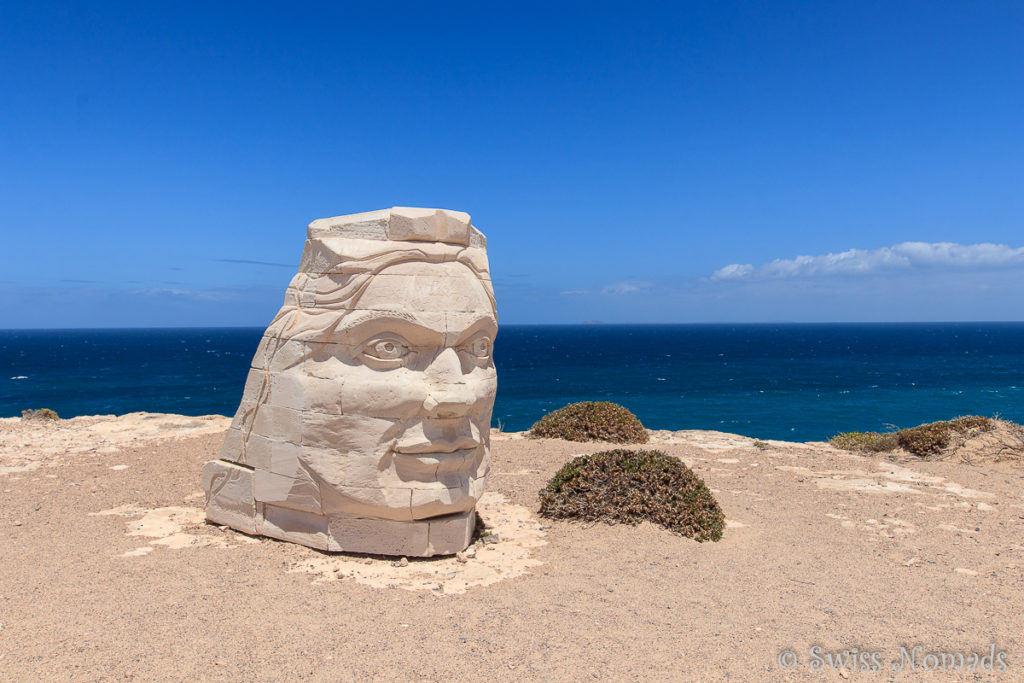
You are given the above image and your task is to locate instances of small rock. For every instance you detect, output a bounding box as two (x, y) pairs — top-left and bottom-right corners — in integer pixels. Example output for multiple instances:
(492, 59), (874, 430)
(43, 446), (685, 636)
(399, 557), (409, 567)
(482, 533), (500, 545)
(12, 521), (22, 527)
(363, 558), (373, 565)
(464, 548), (476, 559)
(456, 552), (468, 563)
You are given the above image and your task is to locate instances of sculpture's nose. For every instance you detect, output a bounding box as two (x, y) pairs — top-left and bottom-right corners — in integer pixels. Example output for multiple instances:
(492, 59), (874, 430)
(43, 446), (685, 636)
(422, 347), (475, 418)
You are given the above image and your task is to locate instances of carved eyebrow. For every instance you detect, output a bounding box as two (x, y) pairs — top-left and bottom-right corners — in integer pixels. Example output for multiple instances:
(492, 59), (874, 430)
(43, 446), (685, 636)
(338, 309), (420, 327)
(451, 315), (499, 346)
(335, 311), (445, 345)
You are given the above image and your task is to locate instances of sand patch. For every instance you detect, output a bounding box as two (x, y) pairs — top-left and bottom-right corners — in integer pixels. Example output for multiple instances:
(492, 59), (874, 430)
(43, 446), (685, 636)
(816, 477), (923, 494)
(875, 463), (943, 485)
(292, 492), (547, 594)
(826, 512), (916, 538)
(0, 412), (230, 474)
(92, 504), (244, 555)
(0, 461), (41, 475)
(650, 429), (754, 451)
(942, 482), (994, 499)
(775, 460), (999, 502)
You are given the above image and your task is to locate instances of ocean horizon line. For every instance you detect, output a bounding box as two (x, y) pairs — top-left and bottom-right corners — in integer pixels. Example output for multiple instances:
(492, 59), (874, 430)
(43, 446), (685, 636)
(3, 320), (1023, 333)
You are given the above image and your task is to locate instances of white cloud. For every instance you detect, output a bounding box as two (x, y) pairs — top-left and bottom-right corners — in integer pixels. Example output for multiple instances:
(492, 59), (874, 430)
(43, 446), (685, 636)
(601, 280), (653, 295)
(711, 242), (1024, 281)
(138, 287), (238, 302)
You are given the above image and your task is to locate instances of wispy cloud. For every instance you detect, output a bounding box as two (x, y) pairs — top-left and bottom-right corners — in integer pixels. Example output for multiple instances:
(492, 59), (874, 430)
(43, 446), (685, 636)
(138, 287), (238, 302)
(559, 288), (590, 295)
(711, 242), (1024, 281)
(213, 258), (295, 268)
(602, 280), (653, 295)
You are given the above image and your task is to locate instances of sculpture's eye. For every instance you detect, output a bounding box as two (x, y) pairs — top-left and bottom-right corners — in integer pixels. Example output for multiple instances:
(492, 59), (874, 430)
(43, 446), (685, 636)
(462, 336), (492, 361)
(360, 337), (410, 366)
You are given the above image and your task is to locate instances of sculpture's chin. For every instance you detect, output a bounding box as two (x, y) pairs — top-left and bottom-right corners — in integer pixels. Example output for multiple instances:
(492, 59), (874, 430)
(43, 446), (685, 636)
(408, 477), (486, 520)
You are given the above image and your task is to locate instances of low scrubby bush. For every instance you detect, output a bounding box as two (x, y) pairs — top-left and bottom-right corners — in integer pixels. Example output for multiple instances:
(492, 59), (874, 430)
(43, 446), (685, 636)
(21, 408), (60, 421)
(528, 401), (648, 443)
(830, 416), (995, 457)
(896, 416), (994, 457)
(829, 431), (898, 453)
(538, 449), (724, 542)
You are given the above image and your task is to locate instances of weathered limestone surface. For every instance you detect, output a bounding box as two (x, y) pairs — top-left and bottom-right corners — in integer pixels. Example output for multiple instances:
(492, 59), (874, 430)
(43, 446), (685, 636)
(202, 207), (497, 556)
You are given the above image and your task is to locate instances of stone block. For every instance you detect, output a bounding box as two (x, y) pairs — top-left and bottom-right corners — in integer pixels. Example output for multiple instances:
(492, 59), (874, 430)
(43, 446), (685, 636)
(327, 515), (430, 556)
(250, 404), (303, 444)
(306, 208), (390, 241)
(254, 468), (322, 514)
(250, 336), (307, 373)
(201, 460), (256, 534)
(218, 426), (244, 464)
(260, 504), (330, 551)
(427, 510), (476, 555)
(387, 207), (471, 245)
(410, 484), (475, 520)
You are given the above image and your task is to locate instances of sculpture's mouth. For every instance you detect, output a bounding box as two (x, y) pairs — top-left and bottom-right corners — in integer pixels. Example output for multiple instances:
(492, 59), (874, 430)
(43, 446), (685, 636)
(390, 419), (485, 481)
(390, 445), (483, 478)
(392, 434), (481, 455)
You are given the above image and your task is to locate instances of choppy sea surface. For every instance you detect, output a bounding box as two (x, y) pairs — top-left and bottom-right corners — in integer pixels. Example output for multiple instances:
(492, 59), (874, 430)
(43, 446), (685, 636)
(1, 324), (1022, 442)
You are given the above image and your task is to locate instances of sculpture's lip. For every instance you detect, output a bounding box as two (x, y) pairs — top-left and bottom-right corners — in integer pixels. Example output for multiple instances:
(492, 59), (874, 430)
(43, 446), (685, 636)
(392, 439), (481, 455)
(391, 447), (481, 475)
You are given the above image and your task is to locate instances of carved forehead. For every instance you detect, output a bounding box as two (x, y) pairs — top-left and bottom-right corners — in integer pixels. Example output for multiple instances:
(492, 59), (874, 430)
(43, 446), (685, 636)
(355, 261), (495, 315)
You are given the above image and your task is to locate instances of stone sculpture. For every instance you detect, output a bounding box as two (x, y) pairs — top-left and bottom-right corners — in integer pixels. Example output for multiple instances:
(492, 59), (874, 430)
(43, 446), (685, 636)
(201, 207), (497, 556)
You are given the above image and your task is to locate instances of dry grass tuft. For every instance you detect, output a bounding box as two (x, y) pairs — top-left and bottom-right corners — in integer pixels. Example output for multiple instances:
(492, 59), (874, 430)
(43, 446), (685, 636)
(829, 431), (898, 453)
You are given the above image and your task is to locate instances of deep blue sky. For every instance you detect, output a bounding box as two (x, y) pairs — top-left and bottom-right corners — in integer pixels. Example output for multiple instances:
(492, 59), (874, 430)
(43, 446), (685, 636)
(2, 1), (1022, 327)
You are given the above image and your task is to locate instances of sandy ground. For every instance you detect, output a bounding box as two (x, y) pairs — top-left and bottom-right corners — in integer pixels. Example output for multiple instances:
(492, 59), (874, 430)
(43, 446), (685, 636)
(1, 413), (1023, 681)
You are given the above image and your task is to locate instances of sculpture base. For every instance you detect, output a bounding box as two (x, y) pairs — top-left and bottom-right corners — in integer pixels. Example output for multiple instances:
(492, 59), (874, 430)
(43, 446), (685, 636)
(201, 459), (475, 557)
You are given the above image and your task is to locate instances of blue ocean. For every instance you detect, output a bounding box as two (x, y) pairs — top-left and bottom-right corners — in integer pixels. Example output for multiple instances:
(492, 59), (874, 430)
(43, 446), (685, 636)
(1, 324), (1022, 442)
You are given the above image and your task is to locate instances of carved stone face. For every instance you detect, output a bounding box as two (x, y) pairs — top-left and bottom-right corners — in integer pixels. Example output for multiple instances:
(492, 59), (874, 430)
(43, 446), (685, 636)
(202, 206), (496, 556)
(299, 260), (498, 520)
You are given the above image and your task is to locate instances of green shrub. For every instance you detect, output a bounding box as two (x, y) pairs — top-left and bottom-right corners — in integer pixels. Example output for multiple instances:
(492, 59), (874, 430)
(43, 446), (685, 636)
(829, 431), (898, 453)
(21, 408), (60, 421)
(896, 415), (994, 457)
(830, 416), (995, 457)
(528, 401), (648, 444)
(538, 449), (724, 542)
